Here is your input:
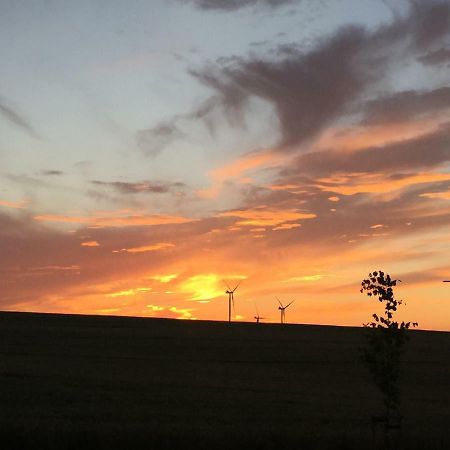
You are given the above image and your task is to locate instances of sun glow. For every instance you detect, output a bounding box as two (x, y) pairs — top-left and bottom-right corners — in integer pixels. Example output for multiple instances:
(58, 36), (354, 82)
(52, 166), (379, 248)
(179, 274), (224, 301)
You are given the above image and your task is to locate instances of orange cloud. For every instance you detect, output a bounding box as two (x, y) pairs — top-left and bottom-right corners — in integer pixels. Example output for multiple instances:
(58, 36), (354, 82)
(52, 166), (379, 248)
(0, 199), (29, 209)
(148, 274), (178, 283)
(219, 207), (316, 227)
(283, 275), (325, 282)
(168, 306), (195, 320)
(316, 117), (446, 152)
(420, 191), (450, 200)
(211, 151), (279, 180)
(147, 304), (165, 311)
(317, 172), (450, 196)
(81, 241), (100, 247)
(272, 223), (302, 231)
(114, 243), (175, 253)
(267, 184), (303, 191)
(107, 287), (151, 297)
(197, 150), (287, 199)
(145, 304), (196, 320)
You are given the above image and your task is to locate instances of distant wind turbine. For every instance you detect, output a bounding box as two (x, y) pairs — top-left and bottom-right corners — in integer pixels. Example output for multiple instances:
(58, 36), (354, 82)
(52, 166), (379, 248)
(224, 281), (241, 323)
(277, 297), (294, 324)
(254, 302), (266, 324)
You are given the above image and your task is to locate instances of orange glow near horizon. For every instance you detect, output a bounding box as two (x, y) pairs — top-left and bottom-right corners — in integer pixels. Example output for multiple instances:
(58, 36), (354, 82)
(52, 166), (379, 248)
(3, 1), (450, 334)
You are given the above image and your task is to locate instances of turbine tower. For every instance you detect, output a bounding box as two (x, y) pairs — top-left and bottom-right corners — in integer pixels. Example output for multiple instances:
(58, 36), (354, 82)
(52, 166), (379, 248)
(224, 281), (241, 323)
(277, 297), (294, 324)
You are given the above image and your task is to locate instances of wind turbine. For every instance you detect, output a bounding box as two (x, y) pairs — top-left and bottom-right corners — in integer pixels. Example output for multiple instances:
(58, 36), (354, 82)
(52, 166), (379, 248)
(254, 302), (266, 324)
(224, 281), (241, 323)
(277, 297), (294, 324)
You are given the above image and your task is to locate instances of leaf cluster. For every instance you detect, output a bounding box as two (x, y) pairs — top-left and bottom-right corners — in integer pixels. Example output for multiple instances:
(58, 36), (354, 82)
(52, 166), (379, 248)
(361, 271), (418, 331)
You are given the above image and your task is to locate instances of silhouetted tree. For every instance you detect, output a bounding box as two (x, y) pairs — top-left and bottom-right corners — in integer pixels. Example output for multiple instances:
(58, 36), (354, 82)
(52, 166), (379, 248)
(360, 271), (418, 422)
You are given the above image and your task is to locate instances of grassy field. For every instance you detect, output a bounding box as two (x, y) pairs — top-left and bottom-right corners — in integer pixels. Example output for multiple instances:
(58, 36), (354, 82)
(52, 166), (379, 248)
(0, 311), (448, 449)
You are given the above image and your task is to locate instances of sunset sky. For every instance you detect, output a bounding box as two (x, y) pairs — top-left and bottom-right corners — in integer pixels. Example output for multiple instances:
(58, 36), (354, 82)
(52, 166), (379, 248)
(1, 0), (450, 330)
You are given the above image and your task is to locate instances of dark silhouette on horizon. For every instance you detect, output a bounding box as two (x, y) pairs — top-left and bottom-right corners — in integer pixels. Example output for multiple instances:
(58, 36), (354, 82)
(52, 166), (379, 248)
(224, 280), (241, 322)
(361, 270), (418, 448)
(253, 302), (265, 323)
(277, 297), (294, 324)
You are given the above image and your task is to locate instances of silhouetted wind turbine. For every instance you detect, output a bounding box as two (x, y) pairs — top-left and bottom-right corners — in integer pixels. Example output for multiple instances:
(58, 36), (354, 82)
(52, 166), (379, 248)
(277, 297), (294, 324)
(254, 302), (266, 324)
(224, 281), (241, 323)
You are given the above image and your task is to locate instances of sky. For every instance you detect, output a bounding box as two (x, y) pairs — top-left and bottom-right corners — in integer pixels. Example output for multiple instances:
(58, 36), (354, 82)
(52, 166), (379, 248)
(1, 0), (450, 330)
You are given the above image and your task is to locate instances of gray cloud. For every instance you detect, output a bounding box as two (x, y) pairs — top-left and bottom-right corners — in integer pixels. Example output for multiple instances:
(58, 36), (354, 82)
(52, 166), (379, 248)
(418, 47), (450, 66)
(91, 179), (186, 194)
(177, 0), (296, 11)
(190, 1), (450, 150)
(41, 170), (65, 176)
(137, 97), (220, 157)
(281, 123), (450, 178)
(0, 96), (40, 139)
(408, 1), (450, 50)
(136, 121), (185, 157)
(191, 26), (373, 149)
(361, 87), (450, 125)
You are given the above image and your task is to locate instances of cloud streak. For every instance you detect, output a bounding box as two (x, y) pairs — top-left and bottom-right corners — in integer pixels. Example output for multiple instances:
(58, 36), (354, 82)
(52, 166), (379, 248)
(177, 0), (296, 12)
(92, 180), (185, 195)
(34, 212), (194, 228)
(0, 96), (39, 139)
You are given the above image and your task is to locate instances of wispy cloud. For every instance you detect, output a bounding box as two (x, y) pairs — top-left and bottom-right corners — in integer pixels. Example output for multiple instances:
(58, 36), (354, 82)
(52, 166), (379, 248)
(137, 121), (185, 157)
(219, 207), (315, 227)
(41, 170), (65, 176)
(34, 212), (194, 228)
(0, 199), (29, 209)
(81, 241), (100, 247)
(0, 96), (40, 139)
(177, 0), (296, 12)
(92, 179), (185, 194)
(418, 47), (450, 66)
(113, 243), (175, 253)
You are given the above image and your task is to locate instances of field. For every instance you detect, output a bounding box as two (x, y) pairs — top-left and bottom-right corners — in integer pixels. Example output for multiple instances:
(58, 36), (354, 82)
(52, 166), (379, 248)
(0, 311), (448, 449)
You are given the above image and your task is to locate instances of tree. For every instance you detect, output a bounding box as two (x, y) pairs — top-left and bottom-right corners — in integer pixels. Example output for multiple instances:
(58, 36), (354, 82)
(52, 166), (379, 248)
(360, 271), (418, 422)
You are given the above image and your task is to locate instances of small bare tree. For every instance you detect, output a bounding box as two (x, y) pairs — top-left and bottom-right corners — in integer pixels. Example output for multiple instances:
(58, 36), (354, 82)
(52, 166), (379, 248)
(360, 271), (417, 425)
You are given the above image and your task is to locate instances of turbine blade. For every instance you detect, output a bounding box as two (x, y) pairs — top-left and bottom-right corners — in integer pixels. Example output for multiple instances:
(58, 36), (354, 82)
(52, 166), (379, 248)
(223, 280), (232, 291)
(286, 300), (295, 308)
(232, 280), (241, 292)
(276, 297), (283, 308)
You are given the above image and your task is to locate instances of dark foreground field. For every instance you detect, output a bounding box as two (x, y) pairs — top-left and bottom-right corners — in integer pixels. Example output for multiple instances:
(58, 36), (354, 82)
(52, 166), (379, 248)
(0, 312), (448, 449)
